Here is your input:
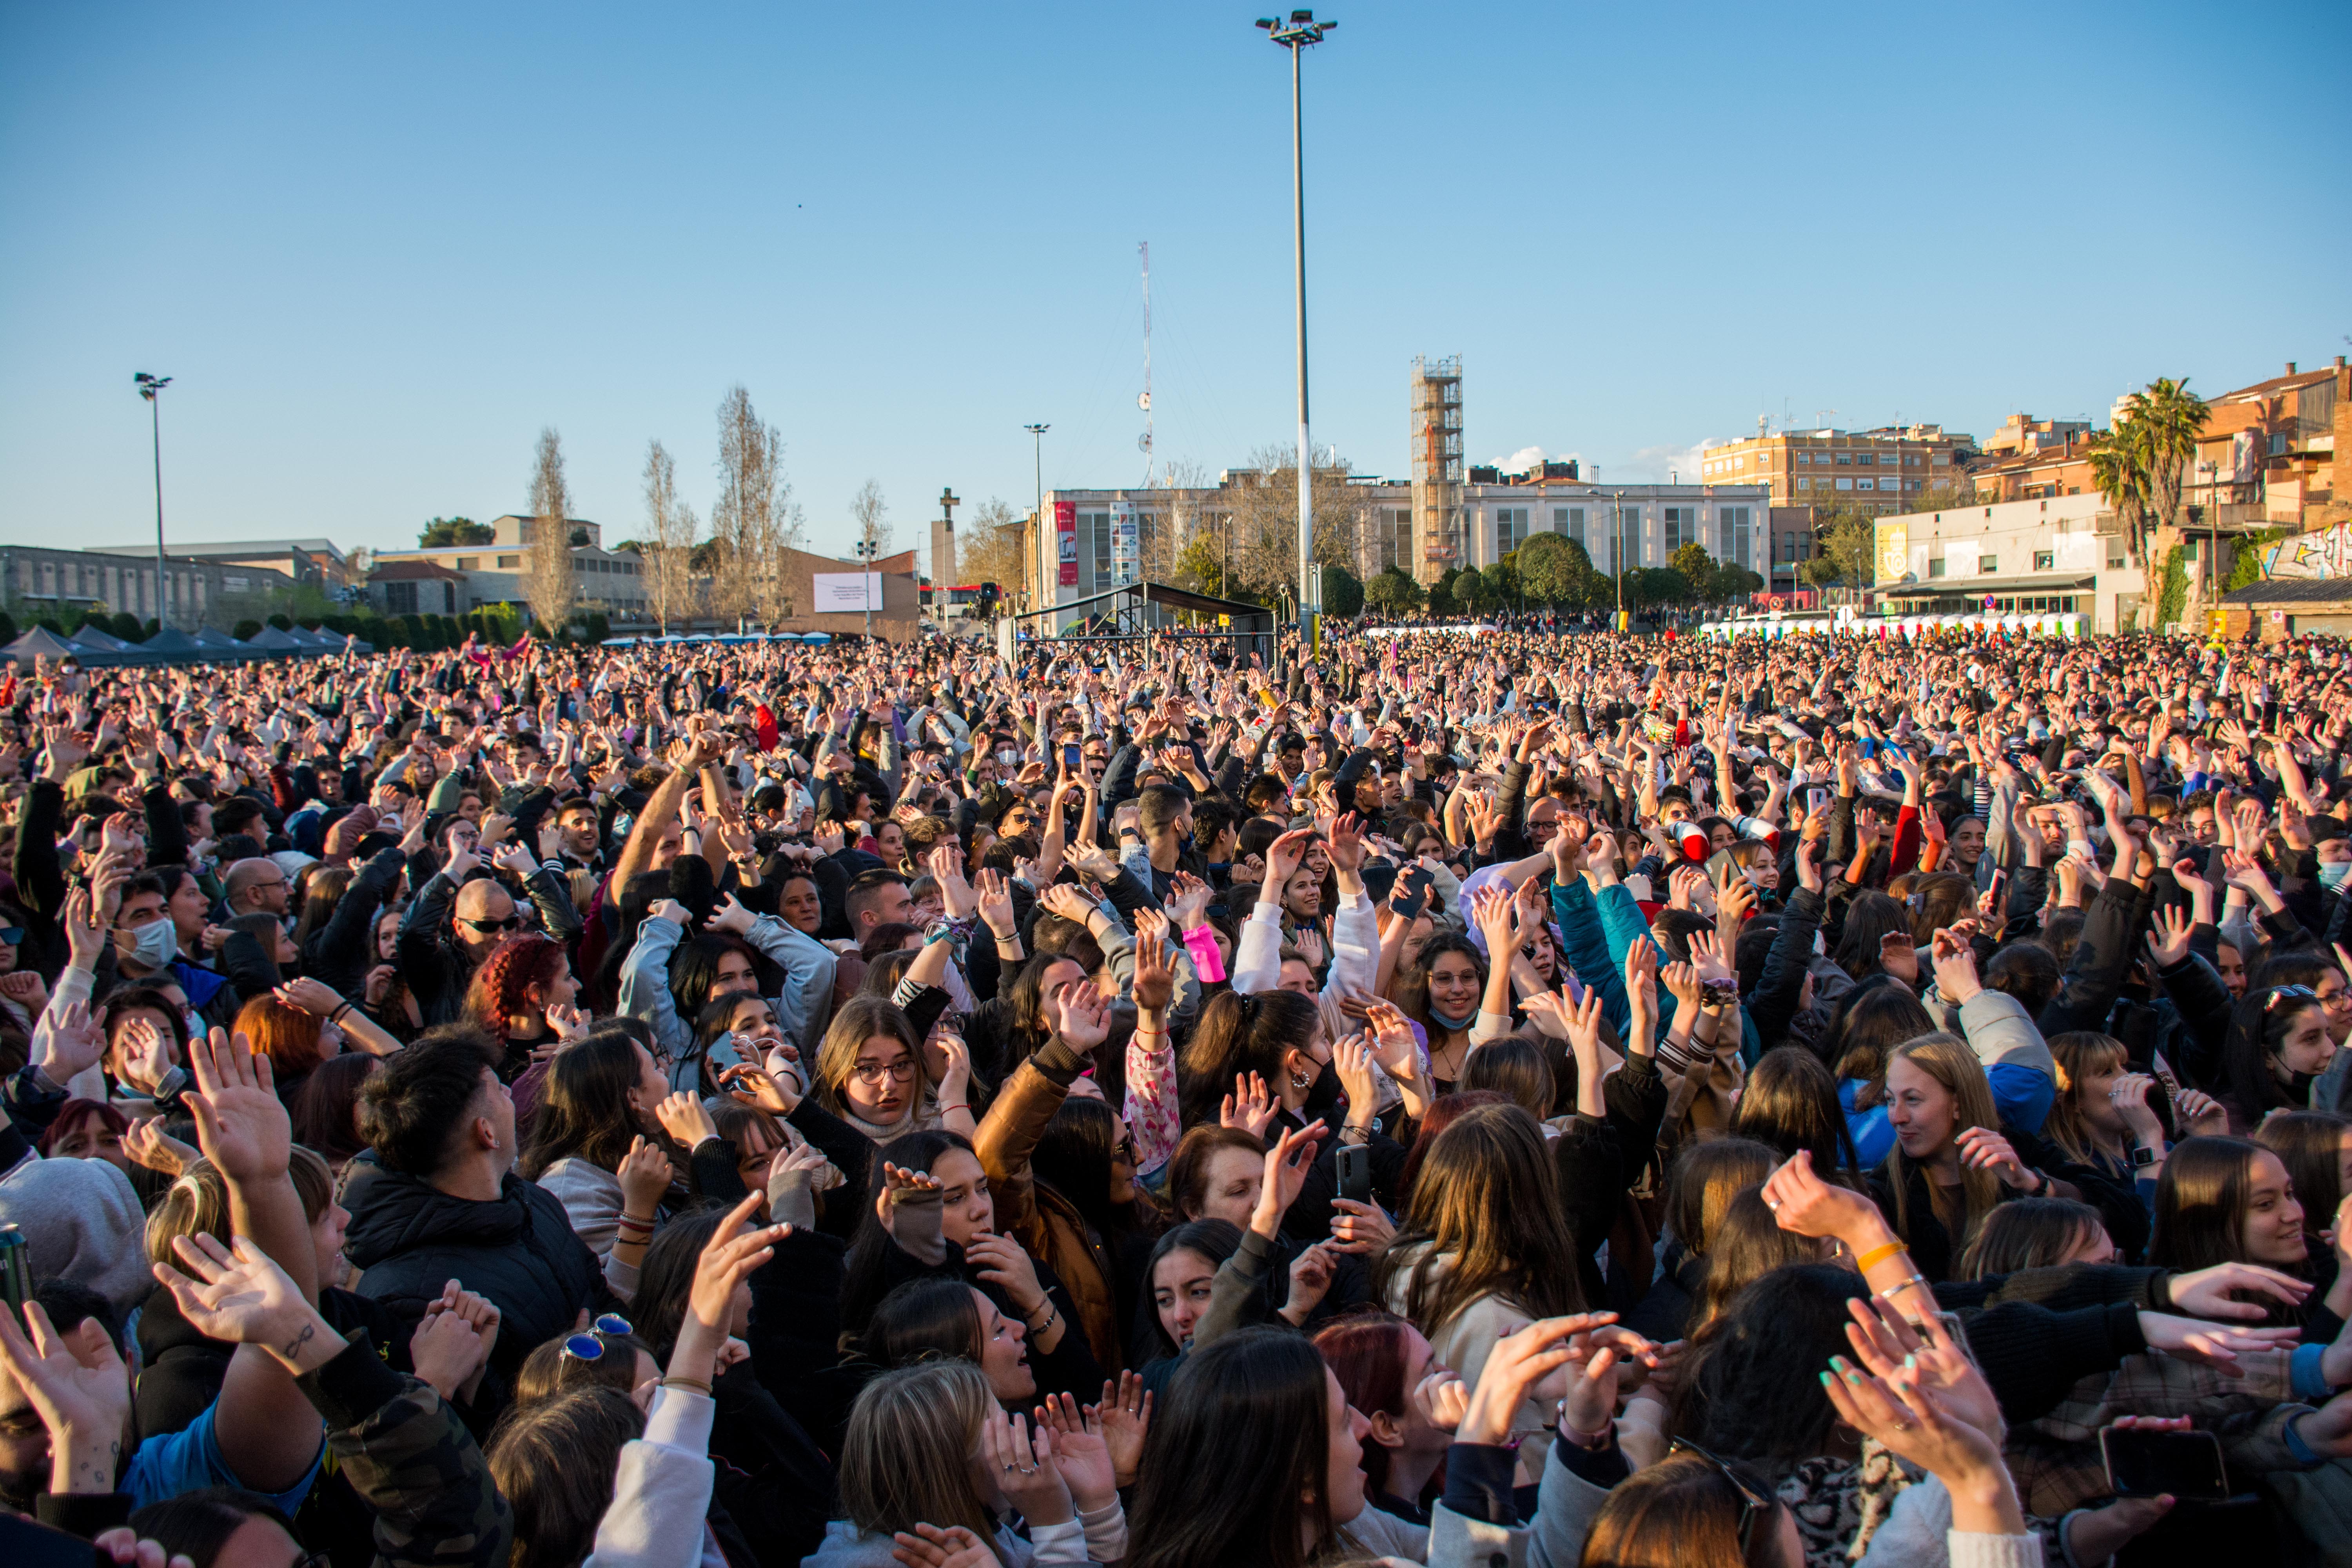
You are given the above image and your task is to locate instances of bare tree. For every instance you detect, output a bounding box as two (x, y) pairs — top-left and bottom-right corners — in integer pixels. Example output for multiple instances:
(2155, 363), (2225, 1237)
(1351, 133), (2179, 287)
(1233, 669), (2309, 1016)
(713, 385), (798, 626)
(641, 438), (700, 633)
(1218, 442), (1367, 606)
(957, 497), (1027, 597)
(526, 428), (575, 635)
(1150, 457), (1212, 583)
(851, 479), (891, 560)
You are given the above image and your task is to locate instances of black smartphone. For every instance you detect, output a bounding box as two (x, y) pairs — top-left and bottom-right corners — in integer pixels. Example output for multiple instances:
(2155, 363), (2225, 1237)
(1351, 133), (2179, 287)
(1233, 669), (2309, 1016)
(2099, 1426), (2231, 1501)
(1392, 867), (1434, 921)
(1335, 1142), (1372, 1203)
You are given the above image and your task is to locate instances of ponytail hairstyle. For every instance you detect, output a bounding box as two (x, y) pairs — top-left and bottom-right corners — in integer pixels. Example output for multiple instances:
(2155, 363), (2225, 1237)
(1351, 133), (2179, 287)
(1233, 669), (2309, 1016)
(463, 934), (572, 1044)
(1177, 988), (1319, 1129)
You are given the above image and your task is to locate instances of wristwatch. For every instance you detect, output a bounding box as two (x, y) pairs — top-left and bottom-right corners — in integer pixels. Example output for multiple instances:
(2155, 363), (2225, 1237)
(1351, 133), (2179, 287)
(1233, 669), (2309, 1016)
(2129, 1144), (2160, 1169)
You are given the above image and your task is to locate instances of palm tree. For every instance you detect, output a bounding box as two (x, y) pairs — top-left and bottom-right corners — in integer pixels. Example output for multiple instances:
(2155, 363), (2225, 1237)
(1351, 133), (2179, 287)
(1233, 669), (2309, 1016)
(2123, 377), (2209, 535)
(2088, 425), (2153, 626)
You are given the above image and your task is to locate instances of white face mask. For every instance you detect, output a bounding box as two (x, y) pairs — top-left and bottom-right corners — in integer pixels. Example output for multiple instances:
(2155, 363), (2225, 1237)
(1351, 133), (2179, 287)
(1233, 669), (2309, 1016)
(996, 748), (1020, 766)
(125, 917), (179, 971)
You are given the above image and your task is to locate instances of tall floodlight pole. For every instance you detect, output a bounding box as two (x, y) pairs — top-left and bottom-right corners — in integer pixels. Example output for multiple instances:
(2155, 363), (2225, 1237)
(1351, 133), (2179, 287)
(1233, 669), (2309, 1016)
(1024, 423), (1049, 613)
(1256, 11), (1335, 652)
(134, 373), (172, 628)
(1613, 488), (1626, 627)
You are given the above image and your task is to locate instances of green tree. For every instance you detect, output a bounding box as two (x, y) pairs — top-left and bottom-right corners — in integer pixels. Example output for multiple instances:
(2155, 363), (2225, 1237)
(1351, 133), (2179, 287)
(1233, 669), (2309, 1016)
(1363, 566), (1426, 615)
(1319, 564), (1364, 620)
(2126, 377), (2210, 535)
(421, 516), (493, 547)
(232, 619), (262, 641)
(0, 612), (16, 646)
(1454, 568), (1494, 617)
(1670, 541), (1719, 602)
(399, 613), (425, 648)
(579, 610), (612, 644)
(1174, 534), (1230, 599)
(1514, 533), (1590, 607)
(1482, 558), (1521, 613)
(1804, 513), (1875, 595)
(110, 612), (143, 642)
(1427, 568), (1459, 618)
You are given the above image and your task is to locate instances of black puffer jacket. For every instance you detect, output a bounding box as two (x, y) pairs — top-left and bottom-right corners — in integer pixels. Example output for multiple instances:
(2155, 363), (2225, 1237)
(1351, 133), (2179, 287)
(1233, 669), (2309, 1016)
(341, 1160), (614, 1384)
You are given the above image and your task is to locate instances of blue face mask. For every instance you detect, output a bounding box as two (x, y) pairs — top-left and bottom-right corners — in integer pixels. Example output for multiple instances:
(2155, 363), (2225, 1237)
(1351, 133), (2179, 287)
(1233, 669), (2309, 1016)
(2319, 862), (2352, 892)
(1427, 1000), (1477, 1032)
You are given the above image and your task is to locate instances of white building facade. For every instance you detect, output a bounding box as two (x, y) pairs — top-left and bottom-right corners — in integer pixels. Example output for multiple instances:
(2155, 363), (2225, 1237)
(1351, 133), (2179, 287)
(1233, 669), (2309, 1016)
(1872, 493), (2149, 632)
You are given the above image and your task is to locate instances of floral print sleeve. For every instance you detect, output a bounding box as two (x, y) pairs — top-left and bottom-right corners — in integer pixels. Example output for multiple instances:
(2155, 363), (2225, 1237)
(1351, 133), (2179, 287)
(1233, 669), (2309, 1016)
(1125, 1027), (1181, 1177)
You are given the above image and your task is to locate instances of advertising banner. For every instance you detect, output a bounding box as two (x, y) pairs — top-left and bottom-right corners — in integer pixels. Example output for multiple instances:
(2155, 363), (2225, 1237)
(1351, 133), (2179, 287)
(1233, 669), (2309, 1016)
(811, 573), (880, 612)
(1110, 500), (1138, 584)
(1055, 501), (1078, 587)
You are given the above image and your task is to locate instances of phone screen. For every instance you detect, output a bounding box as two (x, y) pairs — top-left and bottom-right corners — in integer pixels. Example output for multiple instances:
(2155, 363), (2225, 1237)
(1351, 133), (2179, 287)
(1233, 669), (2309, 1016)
(2100, 1428), (2231, 1500)
(1062, 743), (1083, 769)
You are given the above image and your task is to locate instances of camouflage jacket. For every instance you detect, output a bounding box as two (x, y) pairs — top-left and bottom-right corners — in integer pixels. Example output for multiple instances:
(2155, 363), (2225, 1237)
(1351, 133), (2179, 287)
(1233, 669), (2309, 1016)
(297, 1340), (512, 1568)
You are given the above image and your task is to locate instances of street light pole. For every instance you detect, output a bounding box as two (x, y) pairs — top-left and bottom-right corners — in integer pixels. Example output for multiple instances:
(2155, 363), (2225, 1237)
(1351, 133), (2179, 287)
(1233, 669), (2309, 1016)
(853, 540), (875, 641)
(1613, 487), (1624, 628)
(1024, 423), (1049, 613)
(1256, 10), (1336, 653)
(135, 373), (172, 629)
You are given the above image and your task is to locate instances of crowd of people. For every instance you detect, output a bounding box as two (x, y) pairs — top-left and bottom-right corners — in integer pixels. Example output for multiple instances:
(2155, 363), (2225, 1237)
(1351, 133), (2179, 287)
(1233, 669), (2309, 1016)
(1, 619), (2351, 1567)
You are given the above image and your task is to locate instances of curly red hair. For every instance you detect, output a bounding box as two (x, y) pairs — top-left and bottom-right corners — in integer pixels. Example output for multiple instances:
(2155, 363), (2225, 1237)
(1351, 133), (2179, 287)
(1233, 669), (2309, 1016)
(463, 934), (572, 1042)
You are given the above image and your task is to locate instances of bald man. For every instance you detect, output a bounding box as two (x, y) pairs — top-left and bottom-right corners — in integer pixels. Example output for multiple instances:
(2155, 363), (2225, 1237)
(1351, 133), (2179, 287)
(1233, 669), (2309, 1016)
(395, 835), (582, 1030)
(222, 857), (291, 920)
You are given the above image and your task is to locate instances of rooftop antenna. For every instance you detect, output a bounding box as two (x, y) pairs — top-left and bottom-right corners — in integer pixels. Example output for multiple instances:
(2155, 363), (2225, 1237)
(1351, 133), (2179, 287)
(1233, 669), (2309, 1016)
(1137, 241), (1154, 486)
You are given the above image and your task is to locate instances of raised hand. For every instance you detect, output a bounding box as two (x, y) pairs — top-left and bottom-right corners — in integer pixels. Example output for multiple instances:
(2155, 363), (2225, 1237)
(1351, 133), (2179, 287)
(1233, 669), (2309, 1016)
(616, 1134), (673, 1216)
(0, 1298), (132, 1496)
(1131, 920), (1177, 1014)
(2145, 904), (2193, 969)
(150, 1234), (341, 1372)
(1047, 979), (1111, 1054)
(1086, 1373), (1152, 1488)
(1252, 1120), (1325, 1237)
(184, 1027), (288, 1183)
(1220, 1071), (1278, 1140)
(1954, 1126), (2040, 1191)
(1031, 1390), (1119, 1512)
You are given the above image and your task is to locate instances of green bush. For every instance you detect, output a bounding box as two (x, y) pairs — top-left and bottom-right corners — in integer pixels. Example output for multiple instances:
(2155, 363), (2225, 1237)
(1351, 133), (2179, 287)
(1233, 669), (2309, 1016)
(579, 611), (612, 644)
(267, 614), (293, 632)
(0, 612), (17, 647)
(232, 620), (263, 641)
(399, 613), (425, 649)
(110, 612), (144, 642)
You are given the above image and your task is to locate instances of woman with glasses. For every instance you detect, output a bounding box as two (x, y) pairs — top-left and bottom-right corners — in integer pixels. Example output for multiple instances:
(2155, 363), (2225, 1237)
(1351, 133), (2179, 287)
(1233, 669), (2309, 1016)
(2216, 983), (2338, 1133)
(812, 995), (963, 1142)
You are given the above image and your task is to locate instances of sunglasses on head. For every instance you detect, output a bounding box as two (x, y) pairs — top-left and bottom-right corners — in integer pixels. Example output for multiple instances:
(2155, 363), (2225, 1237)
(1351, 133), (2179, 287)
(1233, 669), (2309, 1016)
(1667, 1438), (1775, 1554)
(560, 1313), (637, 1362)
(2267, 984), (2320, 1011)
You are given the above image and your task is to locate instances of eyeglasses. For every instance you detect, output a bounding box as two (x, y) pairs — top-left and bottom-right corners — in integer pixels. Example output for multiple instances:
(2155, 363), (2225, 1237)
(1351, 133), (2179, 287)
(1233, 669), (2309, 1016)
(1667, 1438), (1774, 1555)
(463, 916), (523, 934)
(851, 1058), (918, 1086)
(1115, 1132), (1138, 1164)
(560, 1314), (635, 1362)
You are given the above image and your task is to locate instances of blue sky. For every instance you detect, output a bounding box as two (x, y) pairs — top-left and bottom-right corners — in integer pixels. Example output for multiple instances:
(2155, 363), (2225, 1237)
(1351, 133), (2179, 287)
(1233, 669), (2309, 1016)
(2, 2), (2345, 572)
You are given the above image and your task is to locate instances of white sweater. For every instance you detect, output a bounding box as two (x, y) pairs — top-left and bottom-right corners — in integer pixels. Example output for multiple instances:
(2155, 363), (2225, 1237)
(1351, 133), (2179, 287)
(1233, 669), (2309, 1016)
(583, 1383), (720, 1568)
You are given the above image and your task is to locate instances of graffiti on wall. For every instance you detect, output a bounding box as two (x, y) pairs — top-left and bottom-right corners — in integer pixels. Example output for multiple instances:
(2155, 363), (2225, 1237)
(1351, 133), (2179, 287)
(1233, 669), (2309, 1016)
(2266, 523), (2352, 580)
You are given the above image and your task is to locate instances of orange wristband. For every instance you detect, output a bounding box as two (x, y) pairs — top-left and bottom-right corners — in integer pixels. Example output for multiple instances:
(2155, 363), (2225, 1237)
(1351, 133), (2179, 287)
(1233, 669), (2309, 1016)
(1856, 1241), (1909, 1272)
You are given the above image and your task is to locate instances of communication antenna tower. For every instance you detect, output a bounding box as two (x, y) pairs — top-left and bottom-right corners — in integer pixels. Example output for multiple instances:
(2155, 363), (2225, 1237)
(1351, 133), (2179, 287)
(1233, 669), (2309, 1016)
(1137, 241), (1154, 486)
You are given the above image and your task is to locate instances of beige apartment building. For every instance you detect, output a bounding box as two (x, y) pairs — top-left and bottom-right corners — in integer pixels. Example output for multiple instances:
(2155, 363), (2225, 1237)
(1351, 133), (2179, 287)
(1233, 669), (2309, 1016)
(1695, 423), (1975, 515)
(368, 514), (650, 619)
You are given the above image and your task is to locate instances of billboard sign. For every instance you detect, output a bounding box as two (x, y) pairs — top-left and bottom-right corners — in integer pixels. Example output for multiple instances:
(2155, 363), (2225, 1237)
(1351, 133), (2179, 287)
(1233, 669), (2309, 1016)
(811, 572), (881, 612)
(1110, 500), (1138, 584)
(1055, 501), (1078, 587)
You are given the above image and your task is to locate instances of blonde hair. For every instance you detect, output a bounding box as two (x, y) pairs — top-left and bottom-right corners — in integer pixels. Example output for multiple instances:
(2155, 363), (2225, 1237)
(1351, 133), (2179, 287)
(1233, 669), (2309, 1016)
(146, 1145), (334, 1265)
(1883, 1033), (2002, 1249)
(837, 1360), (1002, 1555)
